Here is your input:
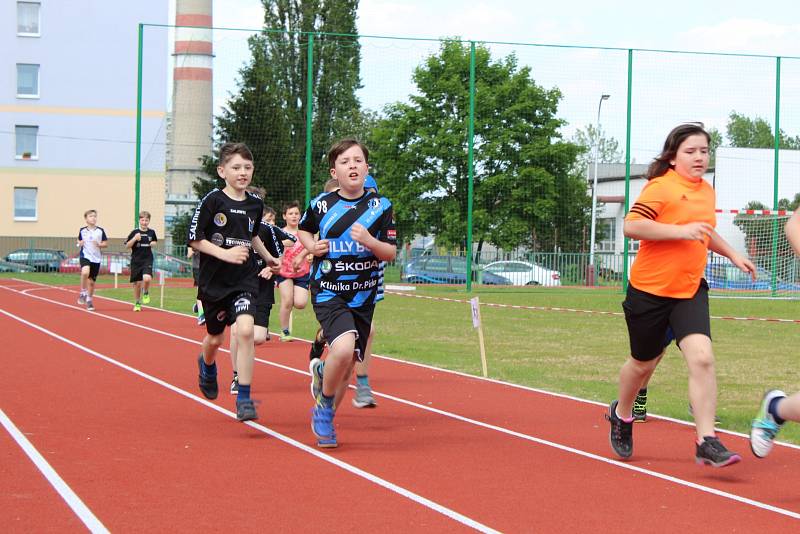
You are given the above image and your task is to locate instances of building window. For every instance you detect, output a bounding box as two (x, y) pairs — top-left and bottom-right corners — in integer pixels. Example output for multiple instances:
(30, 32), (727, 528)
(17, 64), (39, 98)
(15, 125), (38, 159)
(17, 2), (40, 36)
(14, 187), (38, 220)
(596, 218), (616, 252)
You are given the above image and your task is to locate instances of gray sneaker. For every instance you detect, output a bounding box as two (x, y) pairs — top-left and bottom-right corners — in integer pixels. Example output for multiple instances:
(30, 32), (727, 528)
(352, 383), (377, 409)
(86, 299), (95, 311)
(77, 293), (86, 305)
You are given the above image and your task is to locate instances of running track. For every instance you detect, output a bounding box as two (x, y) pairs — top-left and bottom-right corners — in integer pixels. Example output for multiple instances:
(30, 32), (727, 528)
(1, 279), (799, 532)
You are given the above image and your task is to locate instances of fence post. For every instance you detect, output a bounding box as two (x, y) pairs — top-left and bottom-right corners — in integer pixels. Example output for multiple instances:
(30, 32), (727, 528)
(465, 41), (476, 292)
(134, 23), (144, 227)
(304, 33), (314, 208)
(622, 49), (633, 293)
(770, 56), (781, 296)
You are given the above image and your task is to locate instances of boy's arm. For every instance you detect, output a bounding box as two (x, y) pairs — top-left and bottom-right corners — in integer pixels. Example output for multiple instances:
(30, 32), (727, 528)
(297, 230), (328, 257)
(125, 231), (139, 250)
(708, 230), (756, 280)
(189, 239), (249, 265)
(252, 235), (279, 267)
(98, 229), (108, 249)
(350, 223), (396, 261)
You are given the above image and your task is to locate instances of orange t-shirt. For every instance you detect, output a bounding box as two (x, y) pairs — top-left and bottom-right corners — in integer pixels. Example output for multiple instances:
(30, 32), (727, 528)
(626, 169), (715, 298)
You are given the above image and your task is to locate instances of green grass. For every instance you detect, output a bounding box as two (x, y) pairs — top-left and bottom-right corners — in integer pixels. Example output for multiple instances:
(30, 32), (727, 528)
(6, 272), (800, 445)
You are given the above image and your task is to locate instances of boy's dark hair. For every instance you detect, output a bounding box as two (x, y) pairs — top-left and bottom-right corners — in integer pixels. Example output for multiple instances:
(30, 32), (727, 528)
(263, 206), (276, 218)
(327, 138), (369, 169)
(218, 142), (254, 166)
(283, 200), (300, 214)
(84, 209), (97, 218)
(646, 123), (710, 180)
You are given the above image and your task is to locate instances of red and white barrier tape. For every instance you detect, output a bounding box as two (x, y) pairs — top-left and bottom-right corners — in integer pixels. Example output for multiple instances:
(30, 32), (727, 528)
(716, 209), (793, 216)
(385, 290), (800, 324)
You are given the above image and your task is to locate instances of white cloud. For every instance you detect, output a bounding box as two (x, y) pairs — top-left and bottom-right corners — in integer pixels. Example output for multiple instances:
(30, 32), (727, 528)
(678, 19), (800, 56)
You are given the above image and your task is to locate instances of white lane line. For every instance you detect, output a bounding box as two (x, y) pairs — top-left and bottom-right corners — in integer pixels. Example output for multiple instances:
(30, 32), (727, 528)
(0, 308), (498, 534)
(5, 284), (800, 520)
(0, 409), (110, 533)
(9, 279), (800, 453)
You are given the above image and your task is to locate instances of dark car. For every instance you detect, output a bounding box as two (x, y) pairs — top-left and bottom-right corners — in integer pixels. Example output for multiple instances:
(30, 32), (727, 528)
(5, 248), (66, 272)
(704, 258), (800, 292)
(0, 259), (35, 273)
(402, 256), (511, 285)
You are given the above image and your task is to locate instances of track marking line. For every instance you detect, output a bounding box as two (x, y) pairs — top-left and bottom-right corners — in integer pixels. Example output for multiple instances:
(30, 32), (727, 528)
(0, 307), (498, 534)
(0, 409), (110, 533)
(3, 287), (800, 520)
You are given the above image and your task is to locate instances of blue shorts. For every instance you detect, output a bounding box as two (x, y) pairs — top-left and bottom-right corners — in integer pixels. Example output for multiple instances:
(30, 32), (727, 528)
(275, 272), (310, 290)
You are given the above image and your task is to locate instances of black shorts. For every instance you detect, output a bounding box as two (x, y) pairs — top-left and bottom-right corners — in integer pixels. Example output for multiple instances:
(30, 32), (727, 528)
(254, 303), (272, 329)
(130, 261), (153, 283)
(313, 297), (374, 362)
(622, 279), (712, 361)
(201, 291), (257, 336)
(257, 278), (275, 306)
(79, 257), (100, 281)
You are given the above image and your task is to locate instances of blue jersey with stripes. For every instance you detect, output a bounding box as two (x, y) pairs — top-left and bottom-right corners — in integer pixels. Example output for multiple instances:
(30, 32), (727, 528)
(299, 190), (396, 308)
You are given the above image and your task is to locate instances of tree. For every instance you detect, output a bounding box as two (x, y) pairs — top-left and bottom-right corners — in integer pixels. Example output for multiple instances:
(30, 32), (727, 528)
(733, 196), (800, 279)
(197, 0), (363, 217)
(707, 126), (723, 168)
(368, 41), (588, 255)
(726, 111), (800, 149)
(571, 124), (623, 176)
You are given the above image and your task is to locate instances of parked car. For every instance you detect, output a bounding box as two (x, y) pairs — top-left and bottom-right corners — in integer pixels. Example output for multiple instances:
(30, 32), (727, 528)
(4, 248), (66, 272)
(0, 259), (35, 273)
(59, 253), (131, 275)
(402, 256), (511, 285)
(483, 260), (562, 286)
(704, 259), (800, 291)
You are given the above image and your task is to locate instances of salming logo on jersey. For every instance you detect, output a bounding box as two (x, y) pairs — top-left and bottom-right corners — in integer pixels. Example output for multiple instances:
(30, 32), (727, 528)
(299, 190), (396, 308)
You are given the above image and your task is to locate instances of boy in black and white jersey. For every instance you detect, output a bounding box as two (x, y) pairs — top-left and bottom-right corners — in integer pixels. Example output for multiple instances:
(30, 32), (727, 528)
(229, 192), (293, 394)
(77, 209), (108, 311)
(187, 142), (278, 422)
(125, 210), (158, 311)
(298, 139), (397, 448)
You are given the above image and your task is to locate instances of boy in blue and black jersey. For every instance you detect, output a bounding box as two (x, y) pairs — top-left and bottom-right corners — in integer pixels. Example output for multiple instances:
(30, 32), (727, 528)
(298, 139), (397, 448)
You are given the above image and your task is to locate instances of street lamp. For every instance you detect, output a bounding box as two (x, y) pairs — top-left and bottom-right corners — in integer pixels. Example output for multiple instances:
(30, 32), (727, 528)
(588, 94), (610, 285)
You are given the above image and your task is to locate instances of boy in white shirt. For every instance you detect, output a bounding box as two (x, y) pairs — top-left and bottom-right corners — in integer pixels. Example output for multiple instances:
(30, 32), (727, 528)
(77, 209), (108, 311)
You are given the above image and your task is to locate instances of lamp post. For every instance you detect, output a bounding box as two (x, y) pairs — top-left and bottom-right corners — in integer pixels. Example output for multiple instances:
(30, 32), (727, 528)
(588, 94), (610, 285)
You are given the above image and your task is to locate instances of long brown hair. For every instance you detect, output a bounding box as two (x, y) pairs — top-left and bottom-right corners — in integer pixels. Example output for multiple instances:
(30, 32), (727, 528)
(646, 123), (710, 180)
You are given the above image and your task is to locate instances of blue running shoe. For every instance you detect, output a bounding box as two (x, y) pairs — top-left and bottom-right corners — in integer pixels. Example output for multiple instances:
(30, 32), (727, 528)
(311, 406), (337, 448)
(750, 389), (786, 458)
(236, 398), (258, 421)
(197, 355), (218, 400)
(309, 358), (323, 401)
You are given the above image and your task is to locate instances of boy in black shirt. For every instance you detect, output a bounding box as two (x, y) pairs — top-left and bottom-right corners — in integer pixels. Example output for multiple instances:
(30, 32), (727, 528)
(298, 139), (396, 447)
(187, 142), (277, 422)
(125, 210), (157, 311)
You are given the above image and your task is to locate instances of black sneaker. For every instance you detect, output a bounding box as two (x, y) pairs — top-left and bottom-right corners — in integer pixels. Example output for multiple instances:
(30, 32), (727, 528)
(309, 328), (325, 361)
(230, 375), (239, 395)
(197, 355), (218, 399)
(605, 400), (633, 459)
(236, 398), (258, 421)
(632, 390), (647, 423)
(695, 436), (741, 467)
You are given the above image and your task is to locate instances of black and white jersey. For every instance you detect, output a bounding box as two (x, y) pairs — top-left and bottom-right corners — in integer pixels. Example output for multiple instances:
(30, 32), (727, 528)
(299, 190), (396, 308)
(255, 221), (296, 269)
(78, 226), (107, 263)
(126, 228), (157, 265)
(188, 188), (263, 301)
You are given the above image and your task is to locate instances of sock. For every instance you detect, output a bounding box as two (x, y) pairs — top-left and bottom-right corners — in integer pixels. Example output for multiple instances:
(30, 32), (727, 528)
(319, 393), (334, 408)
(283, 328), (290, 336)
(200, 358), (217, 378)
(768, 397), (786, 425)
(637, 388), (647, 397)
(356, 374), (369, 387)
(615, 407), (634, 423)
(233, 371), (238, 378)
(237, 384), (251, 401)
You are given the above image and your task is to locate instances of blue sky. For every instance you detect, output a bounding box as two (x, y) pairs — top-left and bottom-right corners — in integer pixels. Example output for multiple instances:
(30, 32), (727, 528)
(196, 1), (800, 160)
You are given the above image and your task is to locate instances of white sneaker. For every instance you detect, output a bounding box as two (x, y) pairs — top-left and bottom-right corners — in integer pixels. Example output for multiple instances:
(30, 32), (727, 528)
(750, 389), (786, 458)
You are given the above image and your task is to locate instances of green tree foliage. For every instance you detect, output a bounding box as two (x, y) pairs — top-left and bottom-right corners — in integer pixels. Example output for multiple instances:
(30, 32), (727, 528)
(368, 41), (588, 254)
(572, 124), (623, 176)
(733, 197), (800, 279)
(726, 111), (800, 149)
(195, 0), (363, 216)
